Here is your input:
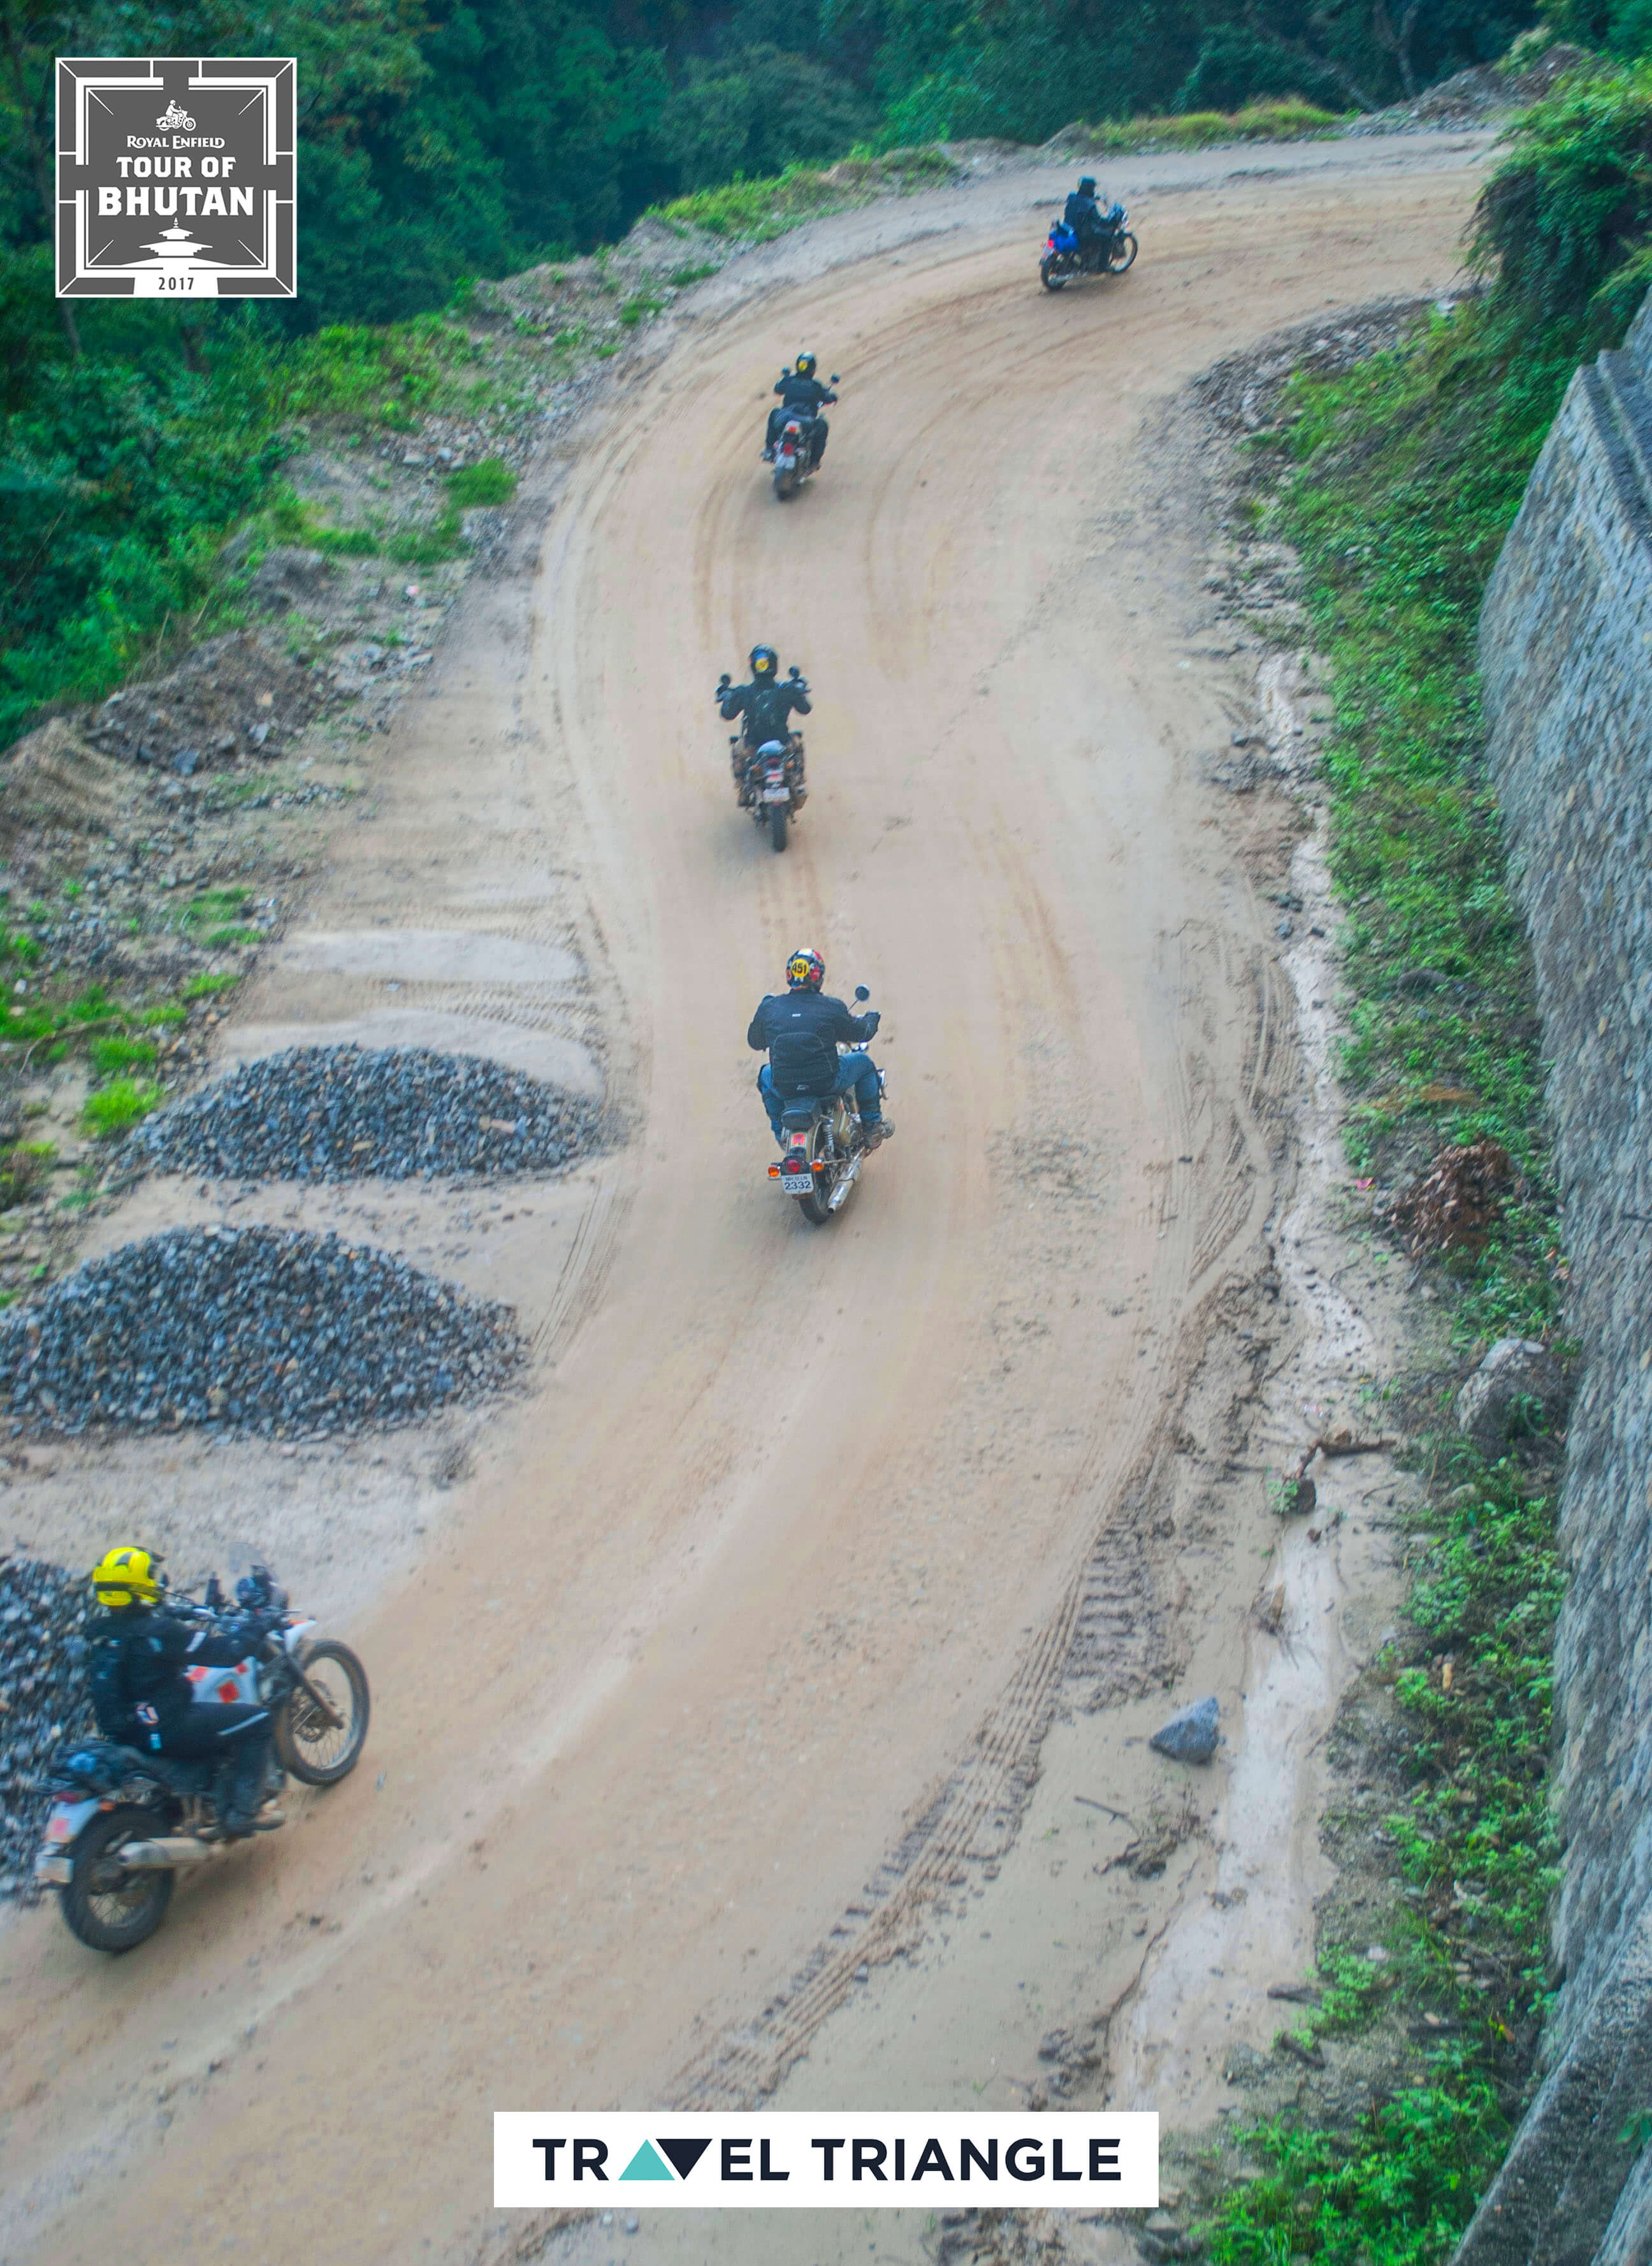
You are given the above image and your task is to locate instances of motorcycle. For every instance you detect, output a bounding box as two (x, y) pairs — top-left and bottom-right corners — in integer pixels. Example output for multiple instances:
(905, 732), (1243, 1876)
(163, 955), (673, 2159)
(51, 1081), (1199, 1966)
(767, 986), (887, 1225)
(1040, 208), (1138, 292)
(720, 669), (809, 852)
(769, 371), (839, 500)
(35, 1564), (370, 1954)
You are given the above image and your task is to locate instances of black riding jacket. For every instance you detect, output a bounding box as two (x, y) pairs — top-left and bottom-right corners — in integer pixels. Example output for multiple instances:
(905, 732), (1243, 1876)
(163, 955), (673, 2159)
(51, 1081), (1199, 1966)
(748, 989), (876, 1099)
(774, 373), (837, 416)
(87, 1605), (259, 1737)
(1064, 189), (1115, 238)
(720, 676), (810, 747)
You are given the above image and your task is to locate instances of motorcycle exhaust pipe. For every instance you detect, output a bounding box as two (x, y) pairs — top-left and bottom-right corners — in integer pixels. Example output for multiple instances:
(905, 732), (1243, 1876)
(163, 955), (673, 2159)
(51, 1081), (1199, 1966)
(829, 1154), (864, 1211)
(118, 1836), (228, 1869)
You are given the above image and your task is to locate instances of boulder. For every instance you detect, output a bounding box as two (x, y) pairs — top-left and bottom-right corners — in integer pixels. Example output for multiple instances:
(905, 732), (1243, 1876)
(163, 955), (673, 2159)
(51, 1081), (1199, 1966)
(249, 548), (334, 611)
(1454, 1337), (1566, 1456)
(1150, 1694), (1220, 1764)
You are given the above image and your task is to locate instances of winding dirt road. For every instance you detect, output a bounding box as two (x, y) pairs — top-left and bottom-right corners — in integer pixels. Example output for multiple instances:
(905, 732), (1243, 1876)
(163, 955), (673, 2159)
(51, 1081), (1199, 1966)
(0, 134), (1484, 2266)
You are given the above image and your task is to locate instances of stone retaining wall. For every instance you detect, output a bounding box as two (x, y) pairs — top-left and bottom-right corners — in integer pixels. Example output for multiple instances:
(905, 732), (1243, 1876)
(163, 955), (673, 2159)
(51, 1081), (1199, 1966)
(1455, 291), (1652, 2265)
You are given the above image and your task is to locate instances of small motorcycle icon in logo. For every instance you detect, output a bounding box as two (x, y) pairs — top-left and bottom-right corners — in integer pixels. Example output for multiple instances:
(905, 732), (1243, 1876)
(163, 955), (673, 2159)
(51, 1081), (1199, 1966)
(156, 98), (196, 130)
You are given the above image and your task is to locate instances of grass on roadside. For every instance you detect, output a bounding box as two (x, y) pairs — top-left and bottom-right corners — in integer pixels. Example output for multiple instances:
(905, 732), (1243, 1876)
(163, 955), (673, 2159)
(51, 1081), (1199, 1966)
(1065, 97), (1344, 154)
(1257, 301), (1580, 1344)
(1205, 1448), (1563, 2265)
(82, 1077), (163, 1139)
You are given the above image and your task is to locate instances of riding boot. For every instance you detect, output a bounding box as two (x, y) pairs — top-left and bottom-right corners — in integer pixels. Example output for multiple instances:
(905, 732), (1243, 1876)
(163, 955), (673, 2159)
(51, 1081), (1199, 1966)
(221, 1736), (270, 1836)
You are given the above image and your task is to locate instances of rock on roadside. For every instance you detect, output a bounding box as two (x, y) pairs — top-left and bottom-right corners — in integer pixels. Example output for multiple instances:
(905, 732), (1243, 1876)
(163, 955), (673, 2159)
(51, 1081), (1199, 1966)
(1150, 1694), (1221, 1764)
(1454, 1337), (1567, 1458)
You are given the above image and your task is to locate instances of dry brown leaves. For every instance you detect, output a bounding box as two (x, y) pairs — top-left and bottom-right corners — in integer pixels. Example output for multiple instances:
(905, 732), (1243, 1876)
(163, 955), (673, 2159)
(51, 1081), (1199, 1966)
(1395, 1137), (1514, 1257)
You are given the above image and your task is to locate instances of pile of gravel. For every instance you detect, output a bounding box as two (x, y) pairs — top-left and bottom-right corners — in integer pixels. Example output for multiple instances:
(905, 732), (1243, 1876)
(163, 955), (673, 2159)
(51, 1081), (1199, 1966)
(133, 1044), (600, 1184)
(0, 1226), (523, 1437)
(0, 1558), (92, 1901)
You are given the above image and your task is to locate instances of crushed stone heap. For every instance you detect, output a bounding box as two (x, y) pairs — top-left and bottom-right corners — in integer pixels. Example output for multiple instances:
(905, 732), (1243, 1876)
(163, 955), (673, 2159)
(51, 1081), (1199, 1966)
(133, 1044), (602, 1184)
(0, 1558), (92, 1901)
(0, 1226), (523, 1437)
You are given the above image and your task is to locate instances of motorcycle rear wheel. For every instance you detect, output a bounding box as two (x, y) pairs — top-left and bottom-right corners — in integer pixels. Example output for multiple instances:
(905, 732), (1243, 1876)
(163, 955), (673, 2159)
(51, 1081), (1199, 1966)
(773, 465), (797, 500)
(62, 1805), (173, 1954)
(1108, 232), (1138, 274)
(769, 803), (788, 853)
(797, 1126), (836, 1226)
(275, 1639), (370, 1785)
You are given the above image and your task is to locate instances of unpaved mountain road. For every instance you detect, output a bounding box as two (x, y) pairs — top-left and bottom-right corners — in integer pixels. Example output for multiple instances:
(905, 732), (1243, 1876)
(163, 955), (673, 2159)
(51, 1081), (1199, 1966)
(0, 133), (1486, 2266)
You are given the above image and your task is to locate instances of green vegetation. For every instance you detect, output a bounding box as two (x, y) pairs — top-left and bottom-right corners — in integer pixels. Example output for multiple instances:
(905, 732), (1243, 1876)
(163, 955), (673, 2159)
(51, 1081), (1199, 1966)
(1203, 59), (1652, 2261)
(181, 971), (243, 1001)
(445, 457), (518, 507)
(1205, 1456), (1564, 2264)
(1062, 95), (1343, 149)
(87, 1036), (159, 1077)
(81, 1078), (163, 1140)
(1262, 309), (1572, 1344)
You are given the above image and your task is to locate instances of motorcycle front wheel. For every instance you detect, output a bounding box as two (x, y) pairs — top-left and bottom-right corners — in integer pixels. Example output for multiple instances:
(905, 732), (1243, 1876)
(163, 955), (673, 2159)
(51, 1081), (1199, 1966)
(1039, 256), (1068, 292)
(1108, 233), (1138, 274)
(62, 1805), (173, 1954)
(275, 1639), (371, 1785)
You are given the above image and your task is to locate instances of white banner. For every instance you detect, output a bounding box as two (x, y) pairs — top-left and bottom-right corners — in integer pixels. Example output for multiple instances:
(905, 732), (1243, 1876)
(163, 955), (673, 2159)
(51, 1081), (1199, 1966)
(494, 2111), (1158, 2209)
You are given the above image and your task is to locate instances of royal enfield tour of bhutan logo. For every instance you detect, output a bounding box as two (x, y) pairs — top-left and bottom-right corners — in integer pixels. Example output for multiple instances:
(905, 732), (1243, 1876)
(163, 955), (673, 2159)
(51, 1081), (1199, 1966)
(56, 56), (295, 298)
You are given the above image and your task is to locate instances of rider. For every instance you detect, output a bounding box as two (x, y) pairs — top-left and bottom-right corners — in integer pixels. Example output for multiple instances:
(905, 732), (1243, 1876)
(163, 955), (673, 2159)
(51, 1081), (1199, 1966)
(85, 1546), (280, 1836)
(1063, 176), (1118, 259)
(747, 947), (895, 1150)
(763, 352), (837, 467)
(717, 645), (811, 800)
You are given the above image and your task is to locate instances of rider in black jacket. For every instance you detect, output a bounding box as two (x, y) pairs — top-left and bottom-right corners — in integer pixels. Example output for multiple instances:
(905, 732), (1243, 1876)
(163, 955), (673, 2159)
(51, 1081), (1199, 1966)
(764, 352), (837, 466)
(1063, 177), (1120, 260)
(747, 947), (895, 1147)
(85, 1544), (279, 1836)
(718, 645), (811, 799)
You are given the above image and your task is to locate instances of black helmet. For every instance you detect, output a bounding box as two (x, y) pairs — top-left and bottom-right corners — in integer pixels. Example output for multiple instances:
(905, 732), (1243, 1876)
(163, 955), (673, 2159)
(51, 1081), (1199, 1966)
(1077, 176), (1096, 196)
(793, 351), (817, 380)
(750, 644), (778, 676)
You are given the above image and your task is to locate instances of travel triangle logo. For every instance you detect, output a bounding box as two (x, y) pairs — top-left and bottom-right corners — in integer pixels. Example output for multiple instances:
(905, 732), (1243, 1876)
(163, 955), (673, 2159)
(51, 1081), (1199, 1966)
(619, 2136), (713, 2182)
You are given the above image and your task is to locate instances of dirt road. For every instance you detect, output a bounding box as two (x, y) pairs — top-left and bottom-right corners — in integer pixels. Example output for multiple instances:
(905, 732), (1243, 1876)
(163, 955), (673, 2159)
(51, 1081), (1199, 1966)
(0, 133), (1485, 2266)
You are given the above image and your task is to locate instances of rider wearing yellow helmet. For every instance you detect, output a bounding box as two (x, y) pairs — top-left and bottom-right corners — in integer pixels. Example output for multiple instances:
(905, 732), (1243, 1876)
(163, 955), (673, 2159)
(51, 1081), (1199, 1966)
(86, 1544), (280, 1836)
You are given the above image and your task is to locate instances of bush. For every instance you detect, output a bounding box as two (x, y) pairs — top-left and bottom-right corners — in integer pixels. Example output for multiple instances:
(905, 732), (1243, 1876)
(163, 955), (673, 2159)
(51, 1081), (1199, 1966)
(1472, 61), (1652, 340)
(82, 1079), (163, 1138)
(445, 456), (517, 505)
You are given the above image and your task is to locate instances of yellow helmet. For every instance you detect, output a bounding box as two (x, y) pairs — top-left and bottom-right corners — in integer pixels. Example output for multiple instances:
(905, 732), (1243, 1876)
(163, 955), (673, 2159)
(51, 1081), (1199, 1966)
(90, 1545), (167, 1608)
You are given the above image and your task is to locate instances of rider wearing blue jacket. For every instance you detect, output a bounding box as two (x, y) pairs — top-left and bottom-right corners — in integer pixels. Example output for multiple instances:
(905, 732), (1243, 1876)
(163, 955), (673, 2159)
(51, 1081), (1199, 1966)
(763, 352), (837, 465)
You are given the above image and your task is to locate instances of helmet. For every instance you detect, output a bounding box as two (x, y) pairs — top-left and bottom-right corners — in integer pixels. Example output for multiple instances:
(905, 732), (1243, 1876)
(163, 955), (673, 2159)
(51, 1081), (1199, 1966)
(794, 351), (817, 380)
(786, 947), (825, 992)
(1078, 176), (1097, 196)
(750, 644), (778, 677)
(90, 1544), (167, 1608)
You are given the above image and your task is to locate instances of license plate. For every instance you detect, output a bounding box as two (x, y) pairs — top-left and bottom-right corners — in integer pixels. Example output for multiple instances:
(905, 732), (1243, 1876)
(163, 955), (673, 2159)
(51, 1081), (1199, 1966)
(762, 785), (790, 803)
(779, 1173), (813, 1195)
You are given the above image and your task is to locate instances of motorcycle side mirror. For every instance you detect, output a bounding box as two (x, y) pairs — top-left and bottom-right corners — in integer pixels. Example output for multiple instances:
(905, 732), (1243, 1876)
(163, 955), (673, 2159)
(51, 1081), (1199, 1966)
(830, 374), (840, 384)
(855, 985), (870, 1002)
(204, 1572), (225, 1611)
(718, 672), (732, 686)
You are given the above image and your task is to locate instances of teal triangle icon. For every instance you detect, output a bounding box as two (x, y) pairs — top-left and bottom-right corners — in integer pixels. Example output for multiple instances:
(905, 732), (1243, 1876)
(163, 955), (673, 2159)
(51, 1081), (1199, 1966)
(621, 2140), (674, 2182)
